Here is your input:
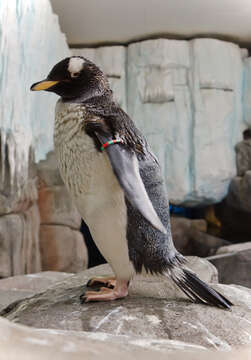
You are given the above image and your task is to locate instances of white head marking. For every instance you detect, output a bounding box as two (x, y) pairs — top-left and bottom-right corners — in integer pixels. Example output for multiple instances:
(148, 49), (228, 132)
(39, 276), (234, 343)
(68, 57), (84, 77)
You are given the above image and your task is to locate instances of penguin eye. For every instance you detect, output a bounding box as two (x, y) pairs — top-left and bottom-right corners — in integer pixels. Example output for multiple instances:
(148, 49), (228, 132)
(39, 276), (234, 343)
(71, 72), (80, 78)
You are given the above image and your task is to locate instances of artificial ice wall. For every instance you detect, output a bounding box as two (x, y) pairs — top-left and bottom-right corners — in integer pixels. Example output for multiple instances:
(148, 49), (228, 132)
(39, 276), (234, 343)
(73, 39), (250, 206)
(0, 0), (70, 276)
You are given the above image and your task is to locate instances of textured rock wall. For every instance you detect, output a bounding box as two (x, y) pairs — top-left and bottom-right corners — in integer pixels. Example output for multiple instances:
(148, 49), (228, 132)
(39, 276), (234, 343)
(37, 152), (88, 273)
(73, 38), (247, 206)
(0, 0), (70, 276)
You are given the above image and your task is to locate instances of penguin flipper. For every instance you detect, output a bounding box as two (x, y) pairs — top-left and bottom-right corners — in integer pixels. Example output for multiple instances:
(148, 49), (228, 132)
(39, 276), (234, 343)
(95, 133), (167, 234)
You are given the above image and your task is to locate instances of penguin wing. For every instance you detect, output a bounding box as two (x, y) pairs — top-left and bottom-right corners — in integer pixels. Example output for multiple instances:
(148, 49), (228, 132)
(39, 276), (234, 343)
(94, 132), (167, 234)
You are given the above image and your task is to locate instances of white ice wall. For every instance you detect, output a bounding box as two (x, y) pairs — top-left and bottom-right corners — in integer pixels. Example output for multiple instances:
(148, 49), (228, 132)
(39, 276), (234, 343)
(0, 0), (70, 160)
(0, 0), (70, 215)
(74, 39), (246, 206)
(0, 0), (70, 205)
(189, 39), (243, 205)
(127, 39), (192, 204)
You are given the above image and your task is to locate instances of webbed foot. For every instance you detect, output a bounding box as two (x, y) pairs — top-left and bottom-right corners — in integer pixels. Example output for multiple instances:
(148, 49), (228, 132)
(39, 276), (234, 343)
(80, 279), (128, 303)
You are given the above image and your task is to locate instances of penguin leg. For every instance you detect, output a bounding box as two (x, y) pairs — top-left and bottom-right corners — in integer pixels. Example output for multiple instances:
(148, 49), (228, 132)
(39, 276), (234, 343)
(80, 279), (128, 303)
(87, 277), (116, 289)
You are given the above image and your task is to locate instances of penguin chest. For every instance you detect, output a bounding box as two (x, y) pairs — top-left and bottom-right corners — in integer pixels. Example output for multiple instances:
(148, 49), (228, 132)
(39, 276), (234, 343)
(54, 100), (125, 217)
(54, 101), (133, 279)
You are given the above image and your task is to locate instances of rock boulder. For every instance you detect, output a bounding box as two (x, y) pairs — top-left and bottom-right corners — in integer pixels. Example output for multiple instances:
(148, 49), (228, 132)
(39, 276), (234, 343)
(36, 151), (88, 273)
(208, 243), (251, 288)
(2, 261), (251, 350)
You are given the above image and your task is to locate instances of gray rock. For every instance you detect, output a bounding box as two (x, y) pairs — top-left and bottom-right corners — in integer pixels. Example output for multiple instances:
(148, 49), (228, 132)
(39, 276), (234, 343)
(215, 199), (251, 243)
(0, 290), (34, 312)
(2, 261), (251, 349)
(37, 151), (64, 187)
(2, 316), (251, 360)
(171, 216), (207, 254)
(38, 185), (81, 229)
(0, 259), (216, 310)
(37, 150), (81, 229)
(171, 216), (227, 257)
(0, 317), (213, 360)
(0, 130), (38, 216)
(0, 271), (74, 292)
(0, 204), (41, 277)
(235, 139), (251, 176)
(0, 271), (73, 312)
(36, 151), (86, 273)
(226, 171), (251, 213)
(208, 249), (251, 288)
(216, 241), (251, 255)
(189, 232), (229, 257)
(39, 225), (88, 273)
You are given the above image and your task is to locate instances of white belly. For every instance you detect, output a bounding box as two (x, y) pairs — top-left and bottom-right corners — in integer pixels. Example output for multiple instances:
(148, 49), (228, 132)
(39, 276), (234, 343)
(54, 100), (134, 280)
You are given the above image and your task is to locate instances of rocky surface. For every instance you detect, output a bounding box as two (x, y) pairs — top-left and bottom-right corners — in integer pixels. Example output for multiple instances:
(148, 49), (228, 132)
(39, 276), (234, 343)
(1, 266), (251, 358)
(171, 216), (207, 253)
(4, 316), (251, 360)
(187, 232), (229, 257)
(215, 136), (251, 243)
(235, 139), (251, 176)
(0, 131), (38, 216)
(226, 171), (251, 213)
(2, 261), (251, 350)
(171, 216), (228, 256)
(208, 243), (251, 288)
(216, 241), (251, 255)
(40, 225), (88, 272)
(0, 271), (73, 312)
(215, 198), (251, 243)
(0, 134), (41, 277)
(0, 316), (207, 359)
(37, 151), (81, 229)
(0, 204), (41, 278)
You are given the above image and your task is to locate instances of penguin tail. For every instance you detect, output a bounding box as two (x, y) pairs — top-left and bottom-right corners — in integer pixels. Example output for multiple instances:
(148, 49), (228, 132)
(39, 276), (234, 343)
(170, 267), (233, 310)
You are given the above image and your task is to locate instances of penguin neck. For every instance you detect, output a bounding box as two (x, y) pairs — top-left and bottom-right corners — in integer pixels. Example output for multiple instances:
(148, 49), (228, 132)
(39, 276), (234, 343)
(61, 84), (113, 105)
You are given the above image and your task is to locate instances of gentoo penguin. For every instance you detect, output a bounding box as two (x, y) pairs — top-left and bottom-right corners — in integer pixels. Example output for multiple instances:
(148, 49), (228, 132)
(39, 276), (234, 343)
(31, 56), (232, 309)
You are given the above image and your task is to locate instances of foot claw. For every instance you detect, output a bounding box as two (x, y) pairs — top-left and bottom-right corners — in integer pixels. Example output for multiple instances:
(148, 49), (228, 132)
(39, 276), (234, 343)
(80, 295), (87, 304)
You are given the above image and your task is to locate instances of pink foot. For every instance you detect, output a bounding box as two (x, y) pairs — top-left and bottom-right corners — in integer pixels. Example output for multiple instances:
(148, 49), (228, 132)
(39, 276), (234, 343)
(81, 279), (128, 303)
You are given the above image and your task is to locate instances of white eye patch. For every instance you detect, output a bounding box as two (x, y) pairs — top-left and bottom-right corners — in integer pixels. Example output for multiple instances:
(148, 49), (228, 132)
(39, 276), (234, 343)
(68, 57), (84, 78)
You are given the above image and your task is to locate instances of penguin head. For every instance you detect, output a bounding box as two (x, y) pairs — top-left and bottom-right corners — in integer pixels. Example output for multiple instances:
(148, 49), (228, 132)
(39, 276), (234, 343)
(30, 56), (109, 99)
